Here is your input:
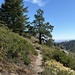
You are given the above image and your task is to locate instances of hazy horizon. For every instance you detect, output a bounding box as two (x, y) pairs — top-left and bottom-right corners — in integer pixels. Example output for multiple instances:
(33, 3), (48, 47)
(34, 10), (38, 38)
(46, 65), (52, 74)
(54, 39), (75, 43)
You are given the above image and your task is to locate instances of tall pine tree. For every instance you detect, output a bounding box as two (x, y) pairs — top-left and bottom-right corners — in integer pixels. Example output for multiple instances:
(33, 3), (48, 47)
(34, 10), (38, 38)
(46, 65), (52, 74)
(0, 0), (29, 35)
(33, 9), (54, 44)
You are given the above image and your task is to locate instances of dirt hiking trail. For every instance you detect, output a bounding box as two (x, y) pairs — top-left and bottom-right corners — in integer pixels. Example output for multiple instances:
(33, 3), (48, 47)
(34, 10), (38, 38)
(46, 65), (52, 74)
(31, 40), (44, 75)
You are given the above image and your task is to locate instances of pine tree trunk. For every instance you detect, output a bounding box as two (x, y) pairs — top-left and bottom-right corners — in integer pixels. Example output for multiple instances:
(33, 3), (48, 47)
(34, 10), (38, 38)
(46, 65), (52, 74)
(39, 33), (42, 44)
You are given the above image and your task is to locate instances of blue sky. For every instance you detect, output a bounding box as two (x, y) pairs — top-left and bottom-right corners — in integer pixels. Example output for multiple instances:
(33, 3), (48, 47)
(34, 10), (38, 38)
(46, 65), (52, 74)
(0, 0), (75, 40)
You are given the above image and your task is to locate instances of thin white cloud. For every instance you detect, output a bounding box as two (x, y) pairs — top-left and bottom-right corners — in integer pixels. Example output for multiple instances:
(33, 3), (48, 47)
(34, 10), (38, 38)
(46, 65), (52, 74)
(24, 0), (48, 7)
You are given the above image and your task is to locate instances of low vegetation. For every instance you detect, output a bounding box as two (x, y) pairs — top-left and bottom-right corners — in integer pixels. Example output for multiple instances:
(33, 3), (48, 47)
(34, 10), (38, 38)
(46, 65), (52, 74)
(0, 26), (37, 65)
(42, 45), (75, 70)
(43, 60), (75, 75)
(0, 26), (75, 75)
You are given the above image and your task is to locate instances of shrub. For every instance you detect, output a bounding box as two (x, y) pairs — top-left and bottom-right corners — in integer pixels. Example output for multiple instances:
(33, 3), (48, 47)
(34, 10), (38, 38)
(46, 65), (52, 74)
(43, 66), (75, 75)
(53, 50), (75, 70)
(0, 26), (37, 65)
(22, 32), (31, 39)
(42, 60), (75, 75)
(42, 45), (54, 61)
(42, 45), (75, 70)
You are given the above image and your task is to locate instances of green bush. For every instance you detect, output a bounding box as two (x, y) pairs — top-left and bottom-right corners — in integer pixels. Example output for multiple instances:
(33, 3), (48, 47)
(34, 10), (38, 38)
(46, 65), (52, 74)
(22, 32), (31, 39)
(43, 66), (75, 75)
(42, 45), (75, 70)
(42, 45), (55, 61)
(0, 26), (37, 65)
(53, 50), (75, 70)
(42, 60), (75, 75)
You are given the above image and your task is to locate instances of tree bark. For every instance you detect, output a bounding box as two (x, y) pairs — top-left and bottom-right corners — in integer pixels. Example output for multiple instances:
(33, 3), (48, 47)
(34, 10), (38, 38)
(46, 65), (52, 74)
(39, 33), (42, 44)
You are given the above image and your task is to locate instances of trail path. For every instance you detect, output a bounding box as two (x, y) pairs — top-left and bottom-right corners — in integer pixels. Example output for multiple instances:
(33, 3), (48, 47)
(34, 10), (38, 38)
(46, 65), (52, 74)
(33, 49), (44, 75)
(31, 44), (44, 75)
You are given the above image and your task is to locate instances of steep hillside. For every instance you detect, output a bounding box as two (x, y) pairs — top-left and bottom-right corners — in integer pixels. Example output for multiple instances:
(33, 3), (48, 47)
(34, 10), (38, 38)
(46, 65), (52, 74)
(0, 26), (37, 75)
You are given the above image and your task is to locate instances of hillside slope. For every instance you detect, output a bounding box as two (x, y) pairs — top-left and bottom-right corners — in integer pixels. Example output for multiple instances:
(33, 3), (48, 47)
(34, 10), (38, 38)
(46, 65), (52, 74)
(0, 26), (38, 75)
(0, 26), (75, 75)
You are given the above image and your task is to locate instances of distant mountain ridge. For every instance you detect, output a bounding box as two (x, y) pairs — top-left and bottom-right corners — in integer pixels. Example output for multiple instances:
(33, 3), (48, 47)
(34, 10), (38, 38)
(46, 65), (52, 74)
(58, 40), (75, 52)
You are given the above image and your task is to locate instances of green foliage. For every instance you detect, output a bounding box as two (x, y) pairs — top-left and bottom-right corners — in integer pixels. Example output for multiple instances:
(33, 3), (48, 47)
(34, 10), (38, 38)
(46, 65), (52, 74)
(0, 20), (7, 26)
(53, 50), (75, 69)
(42, 45), (54, 61)
(0, 0), (29, 34)
(22, 32), (31, 39)
(43, 64), (75, 75)
(45, 39), (54, 47)
(0, 26), (37, 65)
(42, 45), (75, 70)
(32, 9), (54, 44)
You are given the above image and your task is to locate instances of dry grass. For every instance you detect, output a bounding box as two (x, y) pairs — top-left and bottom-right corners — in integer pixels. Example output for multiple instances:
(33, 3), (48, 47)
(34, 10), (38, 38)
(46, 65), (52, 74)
(44, 59), (75, 75)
